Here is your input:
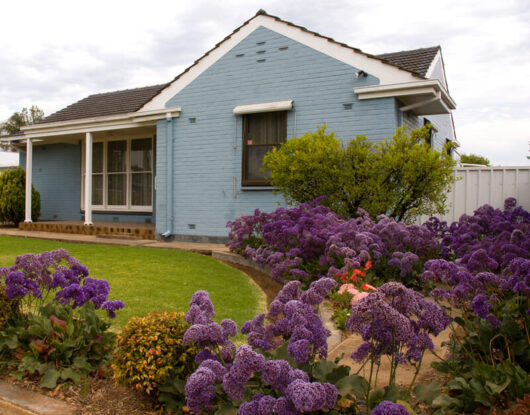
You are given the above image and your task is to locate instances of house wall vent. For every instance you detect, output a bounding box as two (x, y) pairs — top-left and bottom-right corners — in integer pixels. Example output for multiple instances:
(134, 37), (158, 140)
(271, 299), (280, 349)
(343, 103), (353, 110)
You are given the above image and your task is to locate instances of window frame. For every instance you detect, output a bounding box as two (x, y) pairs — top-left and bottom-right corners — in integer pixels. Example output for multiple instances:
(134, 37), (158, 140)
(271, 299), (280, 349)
(241, 111), (287, 186)
(81, 135), (154, 212)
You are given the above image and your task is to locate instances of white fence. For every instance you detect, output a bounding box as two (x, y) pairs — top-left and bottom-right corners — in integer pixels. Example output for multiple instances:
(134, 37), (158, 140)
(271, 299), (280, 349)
(417, 166), (530, 224)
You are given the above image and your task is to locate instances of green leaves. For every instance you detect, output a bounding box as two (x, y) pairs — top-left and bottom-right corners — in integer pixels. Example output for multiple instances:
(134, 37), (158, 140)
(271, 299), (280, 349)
(0, 167), (41, 224)
(414, 382), (441, 405)
(263, 125), (455, 222)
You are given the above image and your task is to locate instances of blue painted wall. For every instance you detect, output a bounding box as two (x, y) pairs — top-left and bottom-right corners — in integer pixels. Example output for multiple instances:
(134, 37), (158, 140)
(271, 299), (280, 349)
(20, 143), (82, 221)
(157, 26), (400, 238)
(21, 143), (153, 224)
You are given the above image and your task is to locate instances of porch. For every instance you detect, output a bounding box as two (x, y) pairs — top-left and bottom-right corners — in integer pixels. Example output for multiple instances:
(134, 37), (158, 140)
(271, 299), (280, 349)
(18, 220), (155, 240)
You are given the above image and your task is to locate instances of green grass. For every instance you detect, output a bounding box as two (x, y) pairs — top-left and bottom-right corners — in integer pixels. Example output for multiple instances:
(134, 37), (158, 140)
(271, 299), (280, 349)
(0, 236), (266, 329)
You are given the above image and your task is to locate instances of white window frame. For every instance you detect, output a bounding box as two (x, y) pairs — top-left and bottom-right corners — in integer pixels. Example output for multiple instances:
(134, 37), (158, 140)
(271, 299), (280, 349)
(81, 135), (154, 212)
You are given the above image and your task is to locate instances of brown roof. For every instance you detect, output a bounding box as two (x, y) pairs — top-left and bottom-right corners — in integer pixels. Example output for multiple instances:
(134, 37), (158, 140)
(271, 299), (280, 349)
(38, 84), (169, 124)
(376, 46), (440, 77)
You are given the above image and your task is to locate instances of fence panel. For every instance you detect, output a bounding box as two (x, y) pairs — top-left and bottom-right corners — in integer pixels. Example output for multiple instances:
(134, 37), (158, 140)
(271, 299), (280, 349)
(417, 166), (530, 224)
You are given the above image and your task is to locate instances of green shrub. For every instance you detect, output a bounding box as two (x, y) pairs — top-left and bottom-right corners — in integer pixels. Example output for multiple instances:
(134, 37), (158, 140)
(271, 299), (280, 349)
(112, 311), (197, 407)
(0, 167), (40, 224)
(0, 302), (115, 388)
(263, 125), (455, 222)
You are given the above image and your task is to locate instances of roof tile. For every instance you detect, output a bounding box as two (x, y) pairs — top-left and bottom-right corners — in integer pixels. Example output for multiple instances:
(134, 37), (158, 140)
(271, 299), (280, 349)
(375, 46), (440, 77)
(38, 84), (169, 124)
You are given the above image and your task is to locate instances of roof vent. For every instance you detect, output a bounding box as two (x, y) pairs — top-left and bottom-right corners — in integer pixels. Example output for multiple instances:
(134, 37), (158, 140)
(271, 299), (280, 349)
(256, 9), (267, 15)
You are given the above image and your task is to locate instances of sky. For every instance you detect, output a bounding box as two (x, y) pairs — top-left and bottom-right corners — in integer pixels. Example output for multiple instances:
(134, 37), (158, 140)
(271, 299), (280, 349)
(1, 0), (529, 166)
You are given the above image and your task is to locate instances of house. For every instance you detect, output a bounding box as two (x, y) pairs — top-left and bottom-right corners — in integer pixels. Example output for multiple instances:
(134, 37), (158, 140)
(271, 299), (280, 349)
(0, 10), (457, 242)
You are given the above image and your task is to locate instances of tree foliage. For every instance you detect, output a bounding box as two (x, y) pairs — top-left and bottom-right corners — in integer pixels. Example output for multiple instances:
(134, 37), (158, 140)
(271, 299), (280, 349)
(459, 153), (490, 166)
(0, 167), (40, 224)
(263, 125), (455, 222)
(0, 106), (44, 136)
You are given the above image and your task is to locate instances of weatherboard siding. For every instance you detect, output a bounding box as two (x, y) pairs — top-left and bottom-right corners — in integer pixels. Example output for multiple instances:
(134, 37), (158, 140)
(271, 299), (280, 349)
(157, 26), (400, 238)
(20, 143), (82, 221)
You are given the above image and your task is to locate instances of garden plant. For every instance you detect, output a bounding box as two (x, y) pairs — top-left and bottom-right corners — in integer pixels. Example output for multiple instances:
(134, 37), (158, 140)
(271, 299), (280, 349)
(0, 249), (124, 388)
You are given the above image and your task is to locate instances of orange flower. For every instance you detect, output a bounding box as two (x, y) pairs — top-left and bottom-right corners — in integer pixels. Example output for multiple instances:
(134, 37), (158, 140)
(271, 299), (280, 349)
(364, 261), (372, 270)
(340, 273), (348, 282)
(350, 275), (359, 283)
(362, 283), (377, 291)
(352, 269), (365, 277)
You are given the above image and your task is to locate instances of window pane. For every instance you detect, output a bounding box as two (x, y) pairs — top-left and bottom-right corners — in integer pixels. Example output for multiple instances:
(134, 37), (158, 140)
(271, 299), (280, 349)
(107, 174), (126, 205)
(131, 138), (152, 172)
(92, 174), (103, 205)
(245, 145), (274, 181)
(131, 173), (152, 206)
(246, 112), (286, 145)
(92, 142), (103, 173)
(107, 140), (127, 172)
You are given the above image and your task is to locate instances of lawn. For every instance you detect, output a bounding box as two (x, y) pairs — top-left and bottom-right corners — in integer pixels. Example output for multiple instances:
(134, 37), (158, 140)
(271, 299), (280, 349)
(0, 235), (266, 328)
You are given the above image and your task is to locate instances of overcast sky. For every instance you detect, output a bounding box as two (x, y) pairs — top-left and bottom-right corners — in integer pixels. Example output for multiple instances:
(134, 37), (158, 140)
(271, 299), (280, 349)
(1, 0), (529, 166)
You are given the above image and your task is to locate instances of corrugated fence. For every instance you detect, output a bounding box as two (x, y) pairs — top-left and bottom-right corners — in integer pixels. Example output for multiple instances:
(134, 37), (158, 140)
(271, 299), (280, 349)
(417, 166), (530, 224)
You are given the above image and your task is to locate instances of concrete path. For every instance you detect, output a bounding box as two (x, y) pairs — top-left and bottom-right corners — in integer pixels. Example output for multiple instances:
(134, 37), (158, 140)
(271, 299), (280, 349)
(0, 228), (229, 255)
(0, 381), (78, 415)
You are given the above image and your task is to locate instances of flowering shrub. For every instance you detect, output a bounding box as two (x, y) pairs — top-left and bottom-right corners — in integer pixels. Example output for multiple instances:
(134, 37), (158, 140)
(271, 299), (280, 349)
(346, 282), (450, 409)
(227, 199), (440, 289)
(112, 311), (197, 411)
(422, 199), (530, 412)
(182, 280), (355, 414)
(0, 250), (123, 388)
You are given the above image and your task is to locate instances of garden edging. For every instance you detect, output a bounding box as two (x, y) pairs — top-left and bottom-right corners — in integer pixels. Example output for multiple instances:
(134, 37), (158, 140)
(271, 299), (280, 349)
(211, 251), (343, 352)
(0, 380), (77, 415)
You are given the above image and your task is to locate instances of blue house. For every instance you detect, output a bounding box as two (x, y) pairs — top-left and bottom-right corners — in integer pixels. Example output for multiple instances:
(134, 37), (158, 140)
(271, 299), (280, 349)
(1, 11), (457, 242)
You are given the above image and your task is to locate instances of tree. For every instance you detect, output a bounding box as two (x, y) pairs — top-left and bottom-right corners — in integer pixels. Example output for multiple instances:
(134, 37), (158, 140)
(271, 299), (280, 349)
(0, 106), (44, 136)
(263, 125), (455, 222)
(459, 153), (490, 166)
(0, 167), (40, 224)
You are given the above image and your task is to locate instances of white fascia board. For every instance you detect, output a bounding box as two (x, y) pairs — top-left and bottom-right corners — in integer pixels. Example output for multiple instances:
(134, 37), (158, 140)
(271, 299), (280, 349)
(19, 107), (181, 139)
(233, 100), (293, 115)
(140, 15), (420, 112)
(425, 50), (441, 79)
(355, 80), (456, 110)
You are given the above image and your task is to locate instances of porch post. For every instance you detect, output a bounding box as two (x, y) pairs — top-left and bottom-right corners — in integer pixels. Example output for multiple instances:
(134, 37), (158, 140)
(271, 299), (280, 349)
(84, 132), (93, 225)
(24, 138), (33, 223)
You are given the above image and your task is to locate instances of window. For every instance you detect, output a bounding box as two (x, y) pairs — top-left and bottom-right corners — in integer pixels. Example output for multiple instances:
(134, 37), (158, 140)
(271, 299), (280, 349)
(82, 137), (153, 211)
(242, 111), (287, 185)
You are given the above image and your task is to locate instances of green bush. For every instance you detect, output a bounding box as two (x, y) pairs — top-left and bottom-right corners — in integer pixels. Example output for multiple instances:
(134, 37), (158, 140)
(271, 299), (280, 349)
(0, 302), (115, 388)
(263, 125), (455, 222)
(0, 167), (40, 224)
(112, 311), (197, 408)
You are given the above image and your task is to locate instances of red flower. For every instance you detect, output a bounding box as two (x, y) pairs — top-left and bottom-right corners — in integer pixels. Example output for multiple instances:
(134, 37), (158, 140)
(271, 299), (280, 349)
(364, 261), (372, 270)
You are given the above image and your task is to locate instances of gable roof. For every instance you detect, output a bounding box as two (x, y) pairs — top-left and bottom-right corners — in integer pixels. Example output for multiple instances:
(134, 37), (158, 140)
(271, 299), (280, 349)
(376, 46), (440, 77)
(38, 84), (168, 125)
(28, 11), (446, 125)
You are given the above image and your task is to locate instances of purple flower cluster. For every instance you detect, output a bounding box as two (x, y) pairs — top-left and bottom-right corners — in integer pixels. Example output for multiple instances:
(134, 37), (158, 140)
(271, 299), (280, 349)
(423, 198), (530, 326)
(241, 278), (336, 363)
(183, 289), (339, 414)
(183, 290), (238, 363)
(0, 249), (124, 318)
(227, 199), (441, 284)
(346, 282), (450, 363)
(371, 400), (409, 415)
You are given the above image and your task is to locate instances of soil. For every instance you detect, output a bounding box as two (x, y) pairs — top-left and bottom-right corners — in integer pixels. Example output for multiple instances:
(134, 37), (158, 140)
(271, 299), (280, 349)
(217, 259), (283, 305)
(0, 368), (159, 414)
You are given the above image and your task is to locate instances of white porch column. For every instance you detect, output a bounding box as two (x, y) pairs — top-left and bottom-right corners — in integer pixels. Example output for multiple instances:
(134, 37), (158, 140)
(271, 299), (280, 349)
(24, 138), (33, 223)
(84, 132), (93, 225)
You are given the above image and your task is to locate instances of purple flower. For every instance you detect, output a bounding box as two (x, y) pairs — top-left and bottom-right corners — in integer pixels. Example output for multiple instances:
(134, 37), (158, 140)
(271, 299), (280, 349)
(101, 300), (124, 318)
(371, 400), (409, 415)
(470, 294), (491, 318)
(285, 379), (337, 412)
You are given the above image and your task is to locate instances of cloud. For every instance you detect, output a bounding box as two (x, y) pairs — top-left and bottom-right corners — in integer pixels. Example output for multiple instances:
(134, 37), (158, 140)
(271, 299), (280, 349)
(0, 0), (528, 166)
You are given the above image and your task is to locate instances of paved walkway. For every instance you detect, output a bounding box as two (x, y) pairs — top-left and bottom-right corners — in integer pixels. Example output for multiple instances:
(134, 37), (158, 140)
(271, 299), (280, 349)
(0, 228), (229, 255)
